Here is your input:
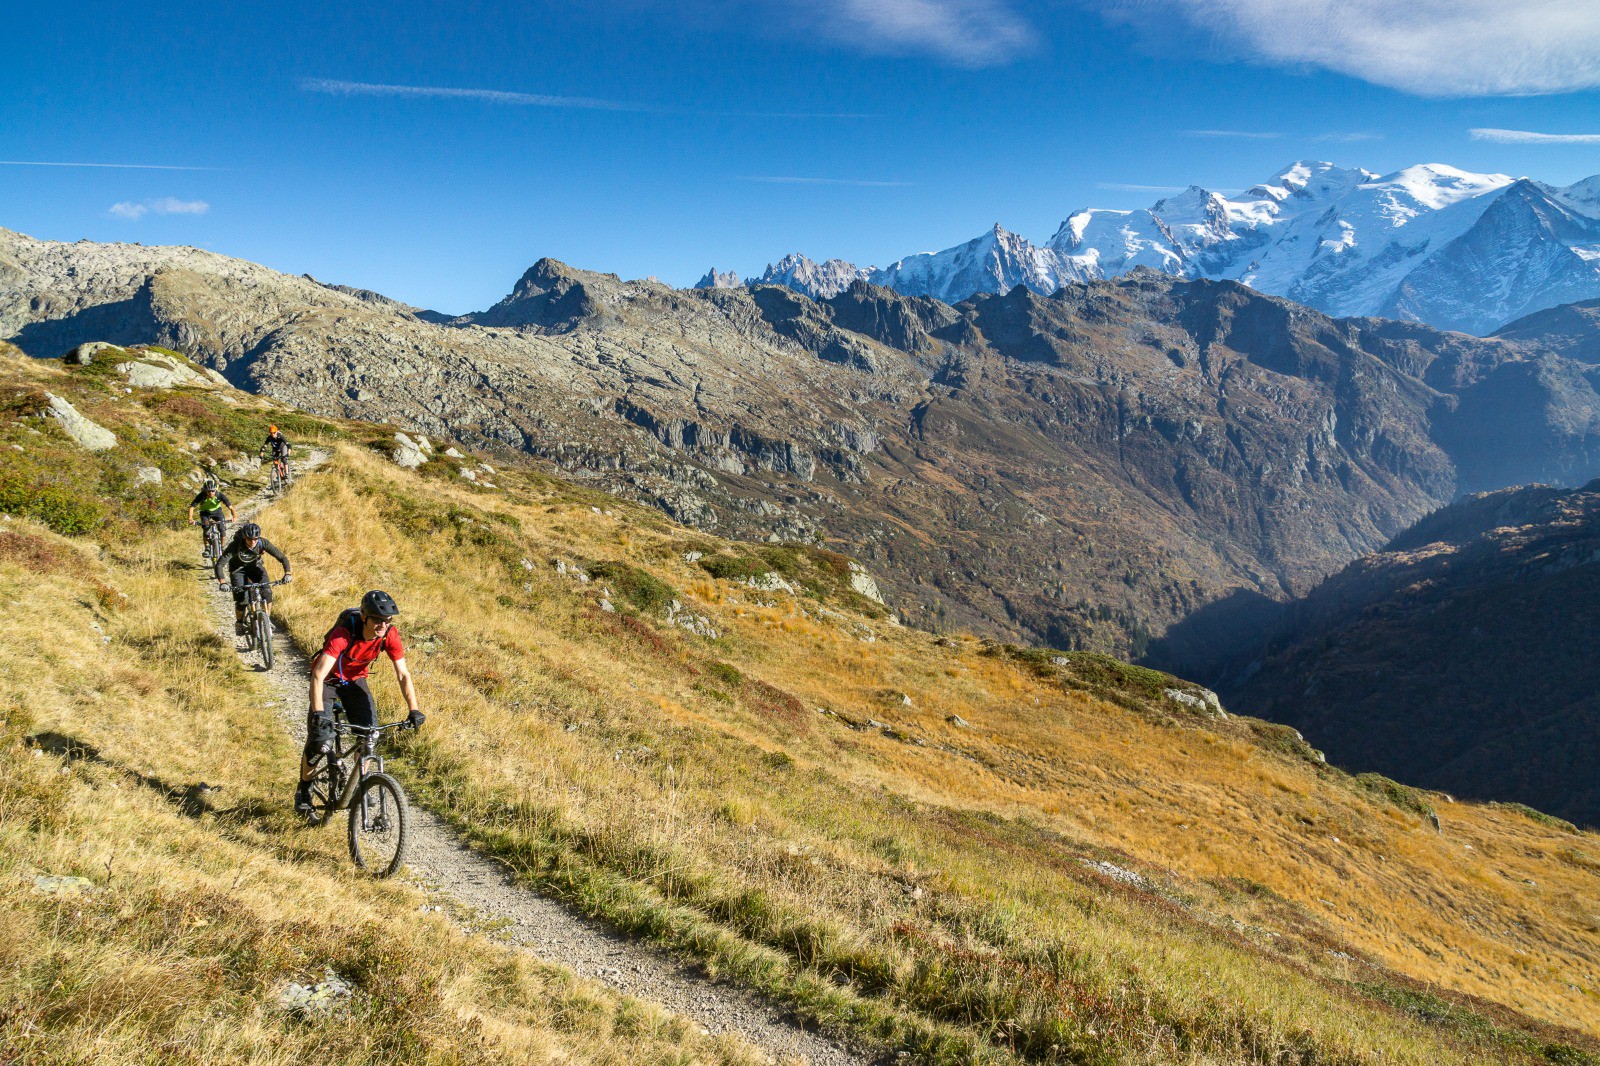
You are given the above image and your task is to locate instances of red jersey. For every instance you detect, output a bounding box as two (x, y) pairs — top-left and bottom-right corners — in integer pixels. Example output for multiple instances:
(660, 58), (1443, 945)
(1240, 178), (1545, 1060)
(319, 612), (404, 681)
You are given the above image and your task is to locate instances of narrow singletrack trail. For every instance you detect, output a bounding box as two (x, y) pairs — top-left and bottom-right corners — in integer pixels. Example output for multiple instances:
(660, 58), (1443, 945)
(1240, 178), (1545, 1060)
(198, 452), (870, 1066)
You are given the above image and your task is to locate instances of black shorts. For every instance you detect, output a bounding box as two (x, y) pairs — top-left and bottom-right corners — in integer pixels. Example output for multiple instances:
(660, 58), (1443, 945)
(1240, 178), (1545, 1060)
(302, 677), (376, 760)
(229, 562), (272, 607)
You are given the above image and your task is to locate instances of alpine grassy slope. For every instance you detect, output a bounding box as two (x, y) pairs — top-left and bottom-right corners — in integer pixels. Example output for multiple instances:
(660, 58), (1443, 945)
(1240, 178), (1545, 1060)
(0, 346), (763, 1066)
(5, 345), (1598, 1064)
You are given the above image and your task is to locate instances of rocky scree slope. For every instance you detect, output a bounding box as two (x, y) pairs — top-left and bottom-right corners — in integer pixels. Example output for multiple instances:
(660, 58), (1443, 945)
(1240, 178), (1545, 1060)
(8, 227), (1600, 669)
(1225, 479), (1600, 827)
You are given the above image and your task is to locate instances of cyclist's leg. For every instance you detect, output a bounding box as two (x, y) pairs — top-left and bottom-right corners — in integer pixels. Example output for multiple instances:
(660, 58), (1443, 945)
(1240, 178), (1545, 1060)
(244, 561), (271, 604)
(298, 677), (341, 787)
(229, 565), (249, 631)
(339, 679), (377, 733)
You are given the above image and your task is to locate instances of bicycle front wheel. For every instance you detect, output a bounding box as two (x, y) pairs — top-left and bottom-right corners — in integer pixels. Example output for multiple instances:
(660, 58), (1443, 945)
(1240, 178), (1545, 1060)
(348, 772), (408, 877)
(256, 609), (274, 670)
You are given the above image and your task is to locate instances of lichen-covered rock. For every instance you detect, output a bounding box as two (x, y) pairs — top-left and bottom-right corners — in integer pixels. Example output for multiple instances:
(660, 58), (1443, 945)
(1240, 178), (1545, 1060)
(1164, 687), (1226, 717)
(392, 432), (428, 469)
(117, 352), (214, 389)
(847, 560), (885, 604)
(65, 341), (117, 365)
(135, 466), (163, 485)
(44, 392), (116, 451)
(746, 571), (796, 594)
(277, 969), (354, 1016)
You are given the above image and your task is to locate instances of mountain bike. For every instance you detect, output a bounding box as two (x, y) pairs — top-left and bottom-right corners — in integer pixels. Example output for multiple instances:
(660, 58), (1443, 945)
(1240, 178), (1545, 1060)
(238, 578), (286, 670)
(302, 714), (412, 877)
(200, 518), (226, 561)
(266, 459), (289, 496)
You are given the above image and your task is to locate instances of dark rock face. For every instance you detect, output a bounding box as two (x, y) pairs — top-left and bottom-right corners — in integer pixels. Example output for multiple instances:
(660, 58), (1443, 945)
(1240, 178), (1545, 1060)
(1493, 297), (1600, 362)
(457, 258), (611, 331)
(9, 227), (1600, 674)
(1223, 481), (1600, 827)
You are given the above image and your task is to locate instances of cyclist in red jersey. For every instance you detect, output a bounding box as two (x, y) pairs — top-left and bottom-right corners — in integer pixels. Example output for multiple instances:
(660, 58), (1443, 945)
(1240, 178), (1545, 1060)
(296, 589), (422, 813)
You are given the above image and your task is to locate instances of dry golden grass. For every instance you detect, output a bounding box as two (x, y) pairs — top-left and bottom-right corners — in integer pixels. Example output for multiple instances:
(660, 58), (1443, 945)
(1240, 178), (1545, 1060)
(0, 496), (764, 1060)
(5, 349), (1598, 1064)
(254, 443), (1600, 1065)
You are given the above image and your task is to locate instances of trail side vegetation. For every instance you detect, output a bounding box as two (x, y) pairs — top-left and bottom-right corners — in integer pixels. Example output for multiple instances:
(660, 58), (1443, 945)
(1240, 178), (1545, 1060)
(3, 342), (1599, 1064)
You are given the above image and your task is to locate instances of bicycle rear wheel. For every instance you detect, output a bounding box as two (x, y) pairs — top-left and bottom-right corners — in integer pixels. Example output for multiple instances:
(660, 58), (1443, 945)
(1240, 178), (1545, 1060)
(256, 608), (274, 669)
(348, 772), (408, 877)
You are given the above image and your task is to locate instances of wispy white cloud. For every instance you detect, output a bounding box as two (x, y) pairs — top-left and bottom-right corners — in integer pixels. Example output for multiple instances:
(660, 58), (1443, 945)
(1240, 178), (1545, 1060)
(301, 77), (875, 119)
(108, 197), (210, 221)
(1313, 131), (1384, 142)
(302, 77), (643, 111)
(801, 0), (1035, 66)
(1471, 127), (1600, 144)
(1184, 129), (1281, 139)
(0, 160), (218, 170)
(1101, 0), (1600, 96)
(740, 175), (913, 186)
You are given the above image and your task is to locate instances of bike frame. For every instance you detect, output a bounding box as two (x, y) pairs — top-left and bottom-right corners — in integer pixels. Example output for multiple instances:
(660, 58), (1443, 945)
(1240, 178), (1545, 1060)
(323, 721), (407, 813)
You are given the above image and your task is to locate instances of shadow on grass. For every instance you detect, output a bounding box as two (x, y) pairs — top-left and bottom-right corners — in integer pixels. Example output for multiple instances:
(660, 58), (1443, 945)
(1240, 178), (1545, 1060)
(27, 730), (338, 868)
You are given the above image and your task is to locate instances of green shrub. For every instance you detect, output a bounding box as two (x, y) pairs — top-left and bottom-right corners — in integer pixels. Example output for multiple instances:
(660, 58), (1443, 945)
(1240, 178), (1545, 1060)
(0, 471), (106, 535)
(588, 561), (676, 613)
(1247, 721), (1322, 764)
(1491, 802), (1579, 834)
(699, 554), (765, 582)
(1352, 773), (1435, 819)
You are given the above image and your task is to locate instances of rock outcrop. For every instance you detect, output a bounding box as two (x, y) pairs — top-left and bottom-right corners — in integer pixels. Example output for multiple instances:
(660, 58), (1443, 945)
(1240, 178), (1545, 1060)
(44, 393), (116, 451)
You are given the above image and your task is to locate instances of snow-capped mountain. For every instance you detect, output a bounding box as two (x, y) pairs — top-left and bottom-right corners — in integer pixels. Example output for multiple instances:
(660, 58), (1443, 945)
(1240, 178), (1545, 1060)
(725, 162), (1600, 335)
(750, 254), (873, 300)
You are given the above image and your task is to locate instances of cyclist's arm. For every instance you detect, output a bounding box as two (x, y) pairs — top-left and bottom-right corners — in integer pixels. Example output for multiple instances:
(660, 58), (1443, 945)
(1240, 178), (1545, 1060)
(309, 652), (336, 713)
(262, 539), (291, 577)
(392, 656), (419, 714)
(187, 505), (197, 523)
(213, 549), (229, 585)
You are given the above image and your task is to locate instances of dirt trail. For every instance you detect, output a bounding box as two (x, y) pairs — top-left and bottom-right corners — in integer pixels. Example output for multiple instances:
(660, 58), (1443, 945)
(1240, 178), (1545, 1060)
(201, 452), (868, 1066)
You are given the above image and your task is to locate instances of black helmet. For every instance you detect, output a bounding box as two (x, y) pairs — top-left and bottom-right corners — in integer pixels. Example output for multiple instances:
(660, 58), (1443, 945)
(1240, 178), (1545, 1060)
(240, 522), (261, 540)
(360, 589), (400, 619)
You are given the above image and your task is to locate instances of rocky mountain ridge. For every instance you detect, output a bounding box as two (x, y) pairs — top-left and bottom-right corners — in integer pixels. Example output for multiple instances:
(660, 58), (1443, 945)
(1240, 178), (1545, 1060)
(8, 225), (1600, 664)
(709, 161), (1600, 334)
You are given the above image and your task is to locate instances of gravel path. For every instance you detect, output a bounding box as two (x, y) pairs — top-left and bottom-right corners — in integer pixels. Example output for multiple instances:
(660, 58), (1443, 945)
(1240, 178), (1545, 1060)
(200, 452), (870, 1066)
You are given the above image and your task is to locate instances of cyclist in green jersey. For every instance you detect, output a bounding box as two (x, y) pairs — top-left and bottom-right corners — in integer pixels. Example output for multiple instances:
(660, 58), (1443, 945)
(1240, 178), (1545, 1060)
(188, 481), (238, 552)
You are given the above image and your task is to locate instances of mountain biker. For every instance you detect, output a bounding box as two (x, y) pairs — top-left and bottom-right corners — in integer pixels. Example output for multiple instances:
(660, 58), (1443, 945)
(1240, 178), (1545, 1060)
(296, 590), (423, 814)
(214, 522), (292, 635)
(188, 480), (237, 552)
(260, 425), (291, 482)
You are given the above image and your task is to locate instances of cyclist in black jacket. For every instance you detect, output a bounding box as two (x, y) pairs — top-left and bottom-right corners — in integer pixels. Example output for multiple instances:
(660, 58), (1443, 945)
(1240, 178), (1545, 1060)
(260, 425), (291, 483)
(215, 522), (292, 635)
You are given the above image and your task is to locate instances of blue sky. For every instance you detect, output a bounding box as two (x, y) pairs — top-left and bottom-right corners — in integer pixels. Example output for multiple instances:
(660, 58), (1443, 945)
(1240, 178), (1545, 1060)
(5, 0), (1600, 313)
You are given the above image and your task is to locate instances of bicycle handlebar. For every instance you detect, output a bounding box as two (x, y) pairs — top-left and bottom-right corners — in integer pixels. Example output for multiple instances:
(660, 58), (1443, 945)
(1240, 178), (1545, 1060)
(235, 579), (289, 589)
(334, 720), (414, 735)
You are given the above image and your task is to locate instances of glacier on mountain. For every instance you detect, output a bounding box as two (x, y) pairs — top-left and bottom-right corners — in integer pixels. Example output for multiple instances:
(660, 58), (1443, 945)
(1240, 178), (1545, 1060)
(721, 161), (1600, 335)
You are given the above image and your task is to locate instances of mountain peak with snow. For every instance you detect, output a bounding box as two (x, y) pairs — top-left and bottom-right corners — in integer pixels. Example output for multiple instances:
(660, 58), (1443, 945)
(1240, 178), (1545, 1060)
(750, 161), (1600, 334)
